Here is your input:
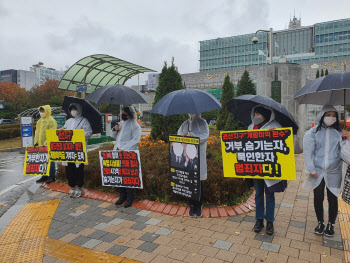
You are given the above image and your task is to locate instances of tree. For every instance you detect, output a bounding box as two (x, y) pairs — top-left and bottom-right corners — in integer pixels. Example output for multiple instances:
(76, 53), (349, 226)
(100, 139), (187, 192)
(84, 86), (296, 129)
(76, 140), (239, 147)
(325, 68), (329, 76)
(216, 75), (234, 130)
(49, 96), (63, 106)
(0, 82), (29, 112)
(316, 70), (320, 78)
(236, 70), (256, 97)
(28, 79), (74, 108)
(150, 59), (187, 141)
(321, 69), (324, 77)
(224, 113), (247, 131)
(201, 109), (219, 123)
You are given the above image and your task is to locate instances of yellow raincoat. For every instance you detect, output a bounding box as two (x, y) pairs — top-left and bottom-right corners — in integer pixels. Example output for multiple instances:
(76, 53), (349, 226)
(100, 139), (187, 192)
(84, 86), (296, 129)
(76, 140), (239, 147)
(34, 105), (57, 146)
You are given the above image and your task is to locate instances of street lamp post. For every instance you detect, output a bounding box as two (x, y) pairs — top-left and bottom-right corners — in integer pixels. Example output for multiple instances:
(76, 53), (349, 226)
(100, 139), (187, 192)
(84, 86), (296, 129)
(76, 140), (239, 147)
(252, 28), (273, 65)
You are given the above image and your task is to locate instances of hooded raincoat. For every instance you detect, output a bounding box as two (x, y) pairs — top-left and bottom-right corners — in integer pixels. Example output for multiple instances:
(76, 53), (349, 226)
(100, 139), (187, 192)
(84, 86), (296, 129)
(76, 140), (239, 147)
(248, 105), (282, 188)
(112, 107), (141, 151)
(63, 103), (93, 167)
(34, 105), (57, 146)
(303, 105), (343, 197)
(177, 114), (209, 180)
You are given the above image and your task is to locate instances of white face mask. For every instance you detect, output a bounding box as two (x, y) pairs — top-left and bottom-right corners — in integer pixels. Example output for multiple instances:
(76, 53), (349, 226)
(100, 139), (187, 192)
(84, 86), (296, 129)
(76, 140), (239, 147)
(71, 110), (78, 118)
(253, 116), (264, 125)
(324, 116), (336, 126)
(39, 113), (45, 118)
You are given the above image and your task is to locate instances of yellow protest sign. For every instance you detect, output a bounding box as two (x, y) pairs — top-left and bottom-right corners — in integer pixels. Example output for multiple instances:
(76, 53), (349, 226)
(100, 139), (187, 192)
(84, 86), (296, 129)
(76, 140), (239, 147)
(23, 146), (51, 176)
(221, 128), (296, 180)
(46, 129), (87, 163)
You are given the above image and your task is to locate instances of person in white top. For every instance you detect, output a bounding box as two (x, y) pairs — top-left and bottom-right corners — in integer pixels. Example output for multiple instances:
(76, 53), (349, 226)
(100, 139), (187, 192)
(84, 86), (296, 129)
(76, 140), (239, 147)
(112, 106), (141, 208)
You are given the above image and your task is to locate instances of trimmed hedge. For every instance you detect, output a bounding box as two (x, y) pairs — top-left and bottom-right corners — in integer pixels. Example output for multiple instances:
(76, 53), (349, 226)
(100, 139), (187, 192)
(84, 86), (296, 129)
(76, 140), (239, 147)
(56, 129), (249, 206)
(0, 122), (37, 140)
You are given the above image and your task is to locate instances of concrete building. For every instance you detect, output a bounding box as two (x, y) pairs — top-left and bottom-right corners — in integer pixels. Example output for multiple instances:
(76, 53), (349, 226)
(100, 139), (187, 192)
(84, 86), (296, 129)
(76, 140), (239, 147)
(30, 62), (65, 85)
(0, 69), (38, 90)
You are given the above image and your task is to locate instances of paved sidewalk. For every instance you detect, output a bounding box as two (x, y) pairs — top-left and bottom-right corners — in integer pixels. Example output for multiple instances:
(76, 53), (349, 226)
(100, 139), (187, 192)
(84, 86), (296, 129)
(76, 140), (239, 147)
(0, 155), (347, 262)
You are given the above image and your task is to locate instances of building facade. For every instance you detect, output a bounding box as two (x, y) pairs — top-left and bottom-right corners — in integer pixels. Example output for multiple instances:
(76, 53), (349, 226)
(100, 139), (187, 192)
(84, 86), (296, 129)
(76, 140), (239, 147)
(199, 17), (350, 71)
(30, 62), (65, 85)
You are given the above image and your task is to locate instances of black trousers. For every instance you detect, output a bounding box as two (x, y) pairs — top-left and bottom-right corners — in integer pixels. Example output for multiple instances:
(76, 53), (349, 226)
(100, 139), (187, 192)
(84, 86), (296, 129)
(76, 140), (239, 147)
(66, 163), (84, 188)
(190, 181), (204, 207)
(117, 187), (133, 201)
(314, 178), (338, 224)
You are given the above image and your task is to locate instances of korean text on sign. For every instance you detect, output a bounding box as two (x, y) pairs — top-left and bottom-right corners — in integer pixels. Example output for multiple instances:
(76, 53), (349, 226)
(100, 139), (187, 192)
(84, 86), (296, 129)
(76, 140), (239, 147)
(23, 146), (51, 176)
(220, 128), (296, 180)
(46, 129), (87, 163)
(99, 150), (143, 189)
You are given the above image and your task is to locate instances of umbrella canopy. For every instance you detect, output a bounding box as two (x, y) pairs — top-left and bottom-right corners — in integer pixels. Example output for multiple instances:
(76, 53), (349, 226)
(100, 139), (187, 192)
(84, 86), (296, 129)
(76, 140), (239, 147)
(294, 72), (350, 107)
(227, 95), (299, 134)
(150, 89), (221, 116)
(85, 84), (149, 106)
(62, 96), (102, 134)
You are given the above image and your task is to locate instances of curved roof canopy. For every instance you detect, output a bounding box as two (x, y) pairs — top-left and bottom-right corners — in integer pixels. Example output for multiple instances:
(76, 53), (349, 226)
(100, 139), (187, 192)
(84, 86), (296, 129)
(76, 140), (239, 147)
(58, 54), (155, 93)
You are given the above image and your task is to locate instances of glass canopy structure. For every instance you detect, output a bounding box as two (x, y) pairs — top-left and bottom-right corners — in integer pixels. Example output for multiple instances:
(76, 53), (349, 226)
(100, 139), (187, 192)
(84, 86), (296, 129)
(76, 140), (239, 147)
(58, 54), (155, 93)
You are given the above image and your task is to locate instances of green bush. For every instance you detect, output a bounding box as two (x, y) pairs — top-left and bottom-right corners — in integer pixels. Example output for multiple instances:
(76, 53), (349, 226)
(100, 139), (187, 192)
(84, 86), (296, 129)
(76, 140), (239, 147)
(56, 130), (248, 206)
(0, 128), (21, 140)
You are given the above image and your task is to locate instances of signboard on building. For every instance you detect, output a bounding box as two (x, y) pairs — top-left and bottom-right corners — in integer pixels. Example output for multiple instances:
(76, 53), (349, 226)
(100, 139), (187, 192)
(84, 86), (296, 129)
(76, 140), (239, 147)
(46, 129), (87, 163)
(147, 74), (158, 91)
(76, 84), (91, 92)
(220, 128), (296, 181)
(99, 150), (143, 189)
(52, 115), (66, 129)
(21, 117), (33, 147)
(169, 135), (201, 201)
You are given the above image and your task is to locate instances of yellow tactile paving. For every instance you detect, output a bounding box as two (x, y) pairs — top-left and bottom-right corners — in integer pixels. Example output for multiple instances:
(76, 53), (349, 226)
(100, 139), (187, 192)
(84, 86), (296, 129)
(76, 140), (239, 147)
(338, 196), (350, 262)
(0, 199), (60, 263)
(44, 238), (141, 263)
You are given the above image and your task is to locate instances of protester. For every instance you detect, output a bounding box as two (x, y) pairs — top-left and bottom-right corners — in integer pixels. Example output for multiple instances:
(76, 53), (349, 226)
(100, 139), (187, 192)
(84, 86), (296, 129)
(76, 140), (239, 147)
(34, 105), (57, 184)
(303, 105), (344, 237)
(61, 103), (92, 198)
(178, 114), (209, 217)
(248, 105), (284, 236)
(112, 106), (141, 208)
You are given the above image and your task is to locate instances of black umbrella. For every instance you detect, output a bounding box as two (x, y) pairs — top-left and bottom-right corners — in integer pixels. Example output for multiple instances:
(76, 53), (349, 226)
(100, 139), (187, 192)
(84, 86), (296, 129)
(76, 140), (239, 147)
(227, 95), (299, 134)
(150, 89), (221, 116)
(62, 96), (102, 134)
(294, 71), (350, 115)
(85, 84), (149, 105)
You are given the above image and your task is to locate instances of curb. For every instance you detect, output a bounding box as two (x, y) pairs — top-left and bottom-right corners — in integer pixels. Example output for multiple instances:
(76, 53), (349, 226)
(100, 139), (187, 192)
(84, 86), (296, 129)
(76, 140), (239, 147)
(0, 147), (21, 153)
(42, 182), (256, 218)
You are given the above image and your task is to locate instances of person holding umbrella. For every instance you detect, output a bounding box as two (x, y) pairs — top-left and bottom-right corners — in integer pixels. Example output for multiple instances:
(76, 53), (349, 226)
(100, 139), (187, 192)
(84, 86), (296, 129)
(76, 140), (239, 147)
(248, 105), (283, 236)
(178, 114), (209, 217)
(61, 103), (93, 198)
(303, 105), (344, 237)
(113, 106), (141, 208)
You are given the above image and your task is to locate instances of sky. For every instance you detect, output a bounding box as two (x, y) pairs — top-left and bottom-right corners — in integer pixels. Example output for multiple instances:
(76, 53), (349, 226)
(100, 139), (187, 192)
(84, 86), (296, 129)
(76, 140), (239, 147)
(1, 0), (350, 86)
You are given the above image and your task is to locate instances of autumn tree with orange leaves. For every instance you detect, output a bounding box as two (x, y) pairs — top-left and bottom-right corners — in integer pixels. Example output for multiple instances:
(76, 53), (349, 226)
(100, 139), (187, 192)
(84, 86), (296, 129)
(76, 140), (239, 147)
(28, 79), (74, 108)
(0, 82), (29, 111)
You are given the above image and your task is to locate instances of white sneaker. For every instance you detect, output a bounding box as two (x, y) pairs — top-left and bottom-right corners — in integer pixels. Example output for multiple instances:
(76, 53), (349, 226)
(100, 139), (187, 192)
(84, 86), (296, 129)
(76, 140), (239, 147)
(69, 188), (75, 198)
(74, 188), (83, 198)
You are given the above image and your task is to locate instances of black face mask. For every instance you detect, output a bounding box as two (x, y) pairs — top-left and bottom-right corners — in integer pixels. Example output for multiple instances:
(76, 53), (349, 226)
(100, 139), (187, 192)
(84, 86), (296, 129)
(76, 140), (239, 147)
(121, 114), (129, 121)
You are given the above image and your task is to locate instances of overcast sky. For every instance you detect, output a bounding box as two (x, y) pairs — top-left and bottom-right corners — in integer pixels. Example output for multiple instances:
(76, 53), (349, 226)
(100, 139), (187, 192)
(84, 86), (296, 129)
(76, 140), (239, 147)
(1, 0), (350, 86)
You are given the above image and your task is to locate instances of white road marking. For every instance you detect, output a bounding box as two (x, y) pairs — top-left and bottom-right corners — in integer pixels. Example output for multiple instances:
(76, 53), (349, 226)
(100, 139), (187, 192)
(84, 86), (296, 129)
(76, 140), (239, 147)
(0, 176), (37, 197)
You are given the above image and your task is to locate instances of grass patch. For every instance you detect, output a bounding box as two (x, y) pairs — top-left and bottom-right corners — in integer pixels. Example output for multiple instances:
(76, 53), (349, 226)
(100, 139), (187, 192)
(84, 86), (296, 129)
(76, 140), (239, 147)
(0, 137), (21, 149)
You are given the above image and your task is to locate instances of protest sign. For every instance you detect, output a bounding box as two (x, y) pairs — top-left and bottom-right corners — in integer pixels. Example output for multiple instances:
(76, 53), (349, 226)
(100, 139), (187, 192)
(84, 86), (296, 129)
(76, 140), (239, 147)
(23, 146), (51, 176)
(46, 129), (87, 163)
(99, 150), (143, 189)
(169, 135), (200, 201)
(221, 128), (296, 180)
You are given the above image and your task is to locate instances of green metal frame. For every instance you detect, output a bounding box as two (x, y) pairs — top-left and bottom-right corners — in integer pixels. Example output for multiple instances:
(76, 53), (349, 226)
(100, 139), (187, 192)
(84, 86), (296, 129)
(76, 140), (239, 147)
(57, 54), (155, 93)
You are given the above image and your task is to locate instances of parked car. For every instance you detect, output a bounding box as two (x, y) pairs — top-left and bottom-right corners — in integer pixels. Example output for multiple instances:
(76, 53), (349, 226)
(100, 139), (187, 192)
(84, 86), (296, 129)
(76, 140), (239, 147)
(0, 119), (16, 125)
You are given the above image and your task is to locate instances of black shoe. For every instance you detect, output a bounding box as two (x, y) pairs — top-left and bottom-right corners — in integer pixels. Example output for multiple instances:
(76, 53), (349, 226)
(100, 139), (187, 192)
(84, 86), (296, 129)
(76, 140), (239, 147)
(266, 222), (274, 235)
(36, 176), (48, 183)
(124, 199), (133, 208)
(46, 178), (55, 184)
(314, 221), (325, 235)
(253, 219), (264, 233)
(115, 197), (126, 206)
(195, 205), (202, 218)
(189, 204), (195, 217)
(324, 223), (335, 237)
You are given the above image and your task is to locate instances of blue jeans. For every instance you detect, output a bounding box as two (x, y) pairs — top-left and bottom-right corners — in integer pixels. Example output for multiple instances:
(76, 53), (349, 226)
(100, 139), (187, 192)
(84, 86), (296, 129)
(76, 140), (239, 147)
(49, 162), (56, 179)
(253, 179), (275, 222)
